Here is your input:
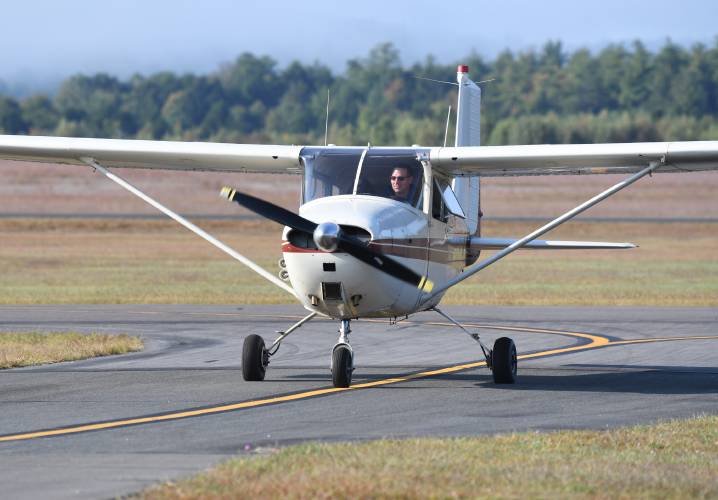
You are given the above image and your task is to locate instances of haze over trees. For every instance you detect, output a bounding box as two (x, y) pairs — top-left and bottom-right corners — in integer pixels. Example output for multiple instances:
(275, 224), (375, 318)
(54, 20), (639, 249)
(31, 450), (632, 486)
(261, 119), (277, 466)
(1, 40), (718, 145)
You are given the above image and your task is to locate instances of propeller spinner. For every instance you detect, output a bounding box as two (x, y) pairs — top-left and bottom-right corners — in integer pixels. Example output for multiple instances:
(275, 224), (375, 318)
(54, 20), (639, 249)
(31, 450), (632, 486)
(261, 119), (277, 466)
(313, 221), (341, 252)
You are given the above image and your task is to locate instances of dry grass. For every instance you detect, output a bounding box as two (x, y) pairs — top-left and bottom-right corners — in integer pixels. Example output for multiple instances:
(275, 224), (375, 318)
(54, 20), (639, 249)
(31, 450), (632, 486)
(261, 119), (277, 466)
(0, 331), (144, 368)
(2, 161), (716, 219)
(444, 221), (718, 306)
(1, 218), (715, 306)
(140, 415), (718, 499)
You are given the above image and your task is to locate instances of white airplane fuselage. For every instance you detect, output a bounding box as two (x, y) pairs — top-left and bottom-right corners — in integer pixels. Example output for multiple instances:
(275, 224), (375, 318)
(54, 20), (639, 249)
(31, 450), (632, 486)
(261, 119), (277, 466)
(282, 194), (471, 319)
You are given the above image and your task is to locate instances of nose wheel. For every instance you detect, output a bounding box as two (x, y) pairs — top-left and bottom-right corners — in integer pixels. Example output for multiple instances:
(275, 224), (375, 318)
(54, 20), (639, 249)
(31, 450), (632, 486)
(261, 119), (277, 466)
(332, 344), (353, 388)
(331, 319), (354, 388)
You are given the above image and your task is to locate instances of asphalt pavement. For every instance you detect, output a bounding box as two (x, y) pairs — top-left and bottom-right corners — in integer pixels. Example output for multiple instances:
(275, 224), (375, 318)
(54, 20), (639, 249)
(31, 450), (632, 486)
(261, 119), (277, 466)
(0, 304), (716, 499)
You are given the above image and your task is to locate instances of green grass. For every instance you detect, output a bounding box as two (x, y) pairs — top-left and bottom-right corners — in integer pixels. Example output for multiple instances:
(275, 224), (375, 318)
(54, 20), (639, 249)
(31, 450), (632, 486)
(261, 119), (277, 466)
(0, 331), (144, 368)
(139, 415), (718, 499)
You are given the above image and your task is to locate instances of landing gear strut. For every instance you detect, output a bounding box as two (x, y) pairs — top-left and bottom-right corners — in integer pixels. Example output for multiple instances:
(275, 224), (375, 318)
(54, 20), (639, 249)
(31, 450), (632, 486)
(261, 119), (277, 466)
(432, 307), (517, 384)
(331, 319), (354, 388)
(241, 312), (316, 382)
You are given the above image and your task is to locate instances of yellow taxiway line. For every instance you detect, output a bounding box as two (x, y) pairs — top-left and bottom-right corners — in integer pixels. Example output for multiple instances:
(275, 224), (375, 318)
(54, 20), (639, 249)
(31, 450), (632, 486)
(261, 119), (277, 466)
(1, 322), (716, 443)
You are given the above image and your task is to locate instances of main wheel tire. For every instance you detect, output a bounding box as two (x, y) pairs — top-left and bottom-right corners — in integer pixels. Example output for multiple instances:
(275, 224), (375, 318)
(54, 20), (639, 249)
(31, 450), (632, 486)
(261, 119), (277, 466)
(332, 345), (353, 388)
(492, 337), (517, 384)
(242, 334), (267, 381)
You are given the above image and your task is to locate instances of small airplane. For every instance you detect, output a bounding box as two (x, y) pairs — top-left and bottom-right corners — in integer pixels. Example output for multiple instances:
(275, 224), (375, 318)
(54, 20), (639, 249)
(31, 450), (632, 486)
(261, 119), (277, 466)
(1, 65), (717, 388)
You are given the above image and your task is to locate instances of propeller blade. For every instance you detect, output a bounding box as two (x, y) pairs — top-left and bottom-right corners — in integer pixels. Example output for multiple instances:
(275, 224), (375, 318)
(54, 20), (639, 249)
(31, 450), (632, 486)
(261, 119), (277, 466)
(221, 187), (317, 234)
(221, 187), (433, 291)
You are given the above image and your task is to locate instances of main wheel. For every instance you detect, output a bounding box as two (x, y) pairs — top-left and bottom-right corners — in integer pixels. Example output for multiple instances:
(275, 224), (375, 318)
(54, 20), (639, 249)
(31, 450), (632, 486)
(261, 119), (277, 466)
(332, 345), (353, 388)
(492, 337), (517, 384)
(242, 334), (268, 381)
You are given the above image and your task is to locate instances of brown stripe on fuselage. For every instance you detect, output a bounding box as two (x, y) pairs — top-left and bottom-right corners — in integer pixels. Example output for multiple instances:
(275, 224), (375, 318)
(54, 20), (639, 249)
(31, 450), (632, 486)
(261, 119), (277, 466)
(282, 238), (466, 265)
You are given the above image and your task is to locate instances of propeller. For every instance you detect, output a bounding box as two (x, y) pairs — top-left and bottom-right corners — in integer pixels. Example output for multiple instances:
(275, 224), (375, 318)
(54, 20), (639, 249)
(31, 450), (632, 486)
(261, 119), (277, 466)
(220, 187), (433, 291)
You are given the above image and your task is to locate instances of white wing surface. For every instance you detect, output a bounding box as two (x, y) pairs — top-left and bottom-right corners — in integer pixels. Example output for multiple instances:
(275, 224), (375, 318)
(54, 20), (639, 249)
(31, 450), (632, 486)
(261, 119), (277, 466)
(3, 135), (718, 177)
(0, 135), (303, 173)
(430, 141), (718, 176)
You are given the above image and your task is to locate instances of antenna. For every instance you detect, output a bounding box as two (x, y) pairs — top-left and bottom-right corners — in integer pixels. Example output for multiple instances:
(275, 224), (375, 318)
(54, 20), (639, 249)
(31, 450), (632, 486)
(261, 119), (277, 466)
(324, 88), (330, 146)
(443, 105), (452, 147)
(413, 75), (458, 86)
(414, 75), (497, 86)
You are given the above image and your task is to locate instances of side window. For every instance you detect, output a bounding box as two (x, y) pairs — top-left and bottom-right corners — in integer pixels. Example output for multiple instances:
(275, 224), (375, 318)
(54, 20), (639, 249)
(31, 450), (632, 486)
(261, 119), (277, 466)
(440, 181), (466, 218)
(432, 176), (466, 221)
(432, 179), (446, 221)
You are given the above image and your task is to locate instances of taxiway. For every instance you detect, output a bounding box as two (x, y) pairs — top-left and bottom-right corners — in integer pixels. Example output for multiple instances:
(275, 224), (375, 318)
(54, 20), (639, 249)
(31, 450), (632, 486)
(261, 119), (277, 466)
(0, 305), (716, 499)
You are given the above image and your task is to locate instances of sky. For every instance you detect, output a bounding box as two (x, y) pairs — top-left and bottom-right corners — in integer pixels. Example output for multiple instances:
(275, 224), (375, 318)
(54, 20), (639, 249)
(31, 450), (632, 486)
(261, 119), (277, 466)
(1, 0), (717, 95)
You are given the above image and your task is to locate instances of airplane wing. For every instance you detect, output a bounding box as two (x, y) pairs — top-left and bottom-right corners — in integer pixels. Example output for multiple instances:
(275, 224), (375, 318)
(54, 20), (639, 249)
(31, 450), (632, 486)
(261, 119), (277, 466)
(3, 136), (718, 177)
(430, 141), (718, 176)
(0, 135), (303, 174)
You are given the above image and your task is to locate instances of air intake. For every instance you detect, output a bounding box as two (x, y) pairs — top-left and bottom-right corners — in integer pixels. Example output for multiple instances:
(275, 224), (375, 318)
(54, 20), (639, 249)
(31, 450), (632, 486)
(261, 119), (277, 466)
(322, 282), (343, 301)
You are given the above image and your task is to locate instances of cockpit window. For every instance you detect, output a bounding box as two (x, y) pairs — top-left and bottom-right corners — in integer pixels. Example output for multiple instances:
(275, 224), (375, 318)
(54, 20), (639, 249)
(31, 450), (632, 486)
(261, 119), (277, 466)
(356, 153), (424, 208)
(301, 148), (425, 209)
(302, 150), (363, 203)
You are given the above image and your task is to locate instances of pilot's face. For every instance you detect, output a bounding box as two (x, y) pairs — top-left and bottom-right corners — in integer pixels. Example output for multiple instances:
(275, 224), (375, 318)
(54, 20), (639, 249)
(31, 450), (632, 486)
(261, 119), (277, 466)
(391, 168), (412, 197)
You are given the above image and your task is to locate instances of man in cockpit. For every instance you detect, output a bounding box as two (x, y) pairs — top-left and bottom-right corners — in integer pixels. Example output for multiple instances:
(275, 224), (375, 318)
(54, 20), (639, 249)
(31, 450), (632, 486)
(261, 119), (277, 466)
(390, 166), (414, 203)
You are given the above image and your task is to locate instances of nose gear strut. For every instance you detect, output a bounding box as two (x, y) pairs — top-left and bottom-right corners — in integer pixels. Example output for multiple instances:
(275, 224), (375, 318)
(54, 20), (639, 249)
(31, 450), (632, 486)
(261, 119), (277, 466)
(331, 319), (354, 388)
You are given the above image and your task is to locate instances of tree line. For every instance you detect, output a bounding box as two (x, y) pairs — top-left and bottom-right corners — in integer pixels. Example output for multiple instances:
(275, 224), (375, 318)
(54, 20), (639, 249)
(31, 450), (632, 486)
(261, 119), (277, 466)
(1, 40), (718, 145)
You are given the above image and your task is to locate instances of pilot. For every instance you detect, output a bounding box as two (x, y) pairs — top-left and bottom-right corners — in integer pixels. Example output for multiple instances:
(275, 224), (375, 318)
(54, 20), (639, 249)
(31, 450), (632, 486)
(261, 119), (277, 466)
(390, 166), (414, 203)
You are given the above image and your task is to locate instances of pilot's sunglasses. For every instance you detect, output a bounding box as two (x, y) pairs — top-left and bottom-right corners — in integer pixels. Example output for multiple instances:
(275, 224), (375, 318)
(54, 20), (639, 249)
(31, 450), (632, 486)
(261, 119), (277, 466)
(391, 176), (409, 181)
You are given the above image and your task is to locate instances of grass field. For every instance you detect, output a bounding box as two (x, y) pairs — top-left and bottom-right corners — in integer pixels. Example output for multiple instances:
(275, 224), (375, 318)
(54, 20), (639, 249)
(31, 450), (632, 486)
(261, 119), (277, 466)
(0, 331), (143, 368)
(139, 415), (718, 499)
(1, 218), (716, 306)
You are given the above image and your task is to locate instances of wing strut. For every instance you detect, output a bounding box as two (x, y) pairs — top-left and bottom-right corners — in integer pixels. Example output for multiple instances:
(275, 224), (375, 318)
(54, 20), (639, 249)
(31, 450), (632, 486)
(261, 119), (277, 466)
(80, 157), (298, 298)
(421, 159), (664, 304)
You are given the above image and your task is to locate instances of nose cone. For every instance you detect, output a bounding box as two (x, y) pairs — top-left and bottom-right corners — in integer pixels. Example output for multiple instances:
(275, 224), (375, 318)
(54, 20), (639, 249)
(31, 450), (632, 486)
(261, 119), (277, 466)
(313, 221), (340, 252)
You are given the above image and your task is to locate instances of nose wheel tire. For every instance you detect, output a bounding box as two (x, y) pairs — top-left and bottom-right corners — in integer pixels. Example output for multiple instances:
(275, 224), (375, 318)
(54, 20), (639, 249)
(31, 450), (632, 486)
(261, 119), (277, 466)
(242, 334), (268, 381)
(332, 345), (353, 388)
(492, 337), (517, 384)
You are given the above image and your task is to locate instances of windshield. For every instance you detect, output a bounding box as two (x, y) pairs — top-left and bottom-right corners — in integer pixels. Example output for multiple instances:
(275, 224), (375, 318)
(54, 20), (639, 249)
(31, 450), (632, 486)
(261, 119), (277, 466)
(301, 148), (424, 209)
(302, 149), (363, 203)
(356, 153), (424, 208)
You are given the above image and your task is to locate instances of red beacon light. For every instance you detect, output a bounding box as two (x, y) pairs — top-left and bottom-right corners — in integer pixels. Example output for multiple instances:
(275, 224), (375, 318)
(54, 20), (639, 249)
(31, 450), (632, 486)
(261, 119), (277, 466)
(457, 64), (469, 74)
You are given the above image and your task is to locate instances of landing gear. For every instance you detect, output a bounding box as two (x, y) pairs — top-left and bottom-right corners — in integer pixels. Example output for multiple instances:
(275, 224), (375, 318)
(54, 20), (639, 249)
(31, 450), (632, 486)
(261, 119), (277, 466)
(241, 312), (316, 382)
(242, 334), (268, 381)
(432, 307), (517, 384)
(240, 313), (357, 387)
(492, 337), (517, 384)
(331, 319), (354, 388)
